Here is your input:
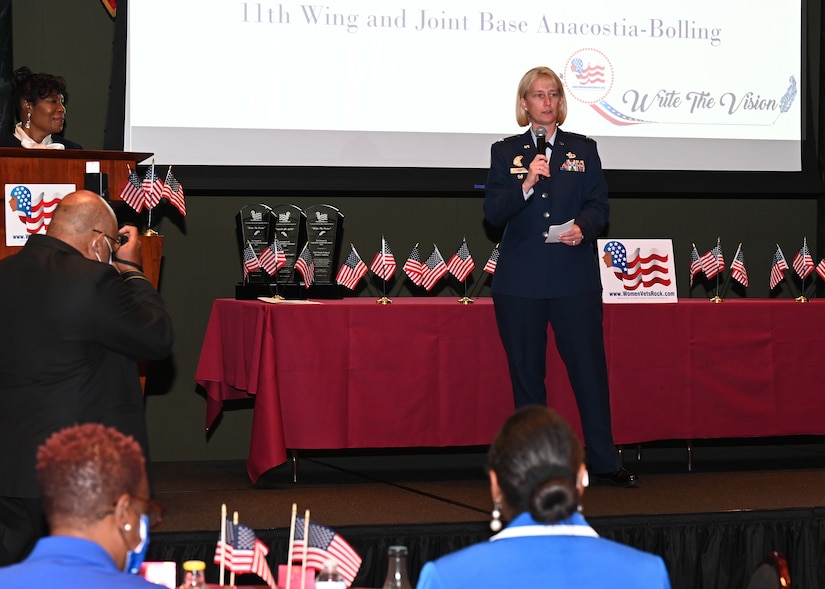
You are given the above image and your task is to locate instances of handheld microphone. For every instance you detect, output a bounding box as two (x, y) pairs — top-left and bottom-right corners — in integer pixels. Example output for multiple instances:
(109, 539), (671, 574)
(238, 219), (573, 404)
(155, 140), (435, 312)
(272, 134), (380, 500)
(535, 127), (547, 180)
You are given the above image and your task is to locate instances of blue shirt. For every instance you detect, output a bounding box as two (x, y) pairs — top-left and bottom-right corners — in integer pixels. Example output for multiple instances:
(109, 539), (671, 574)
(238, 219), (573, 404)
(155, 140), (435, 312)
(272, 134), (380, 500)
(416, 512), (671, 589)
(0, 536), (163, 588)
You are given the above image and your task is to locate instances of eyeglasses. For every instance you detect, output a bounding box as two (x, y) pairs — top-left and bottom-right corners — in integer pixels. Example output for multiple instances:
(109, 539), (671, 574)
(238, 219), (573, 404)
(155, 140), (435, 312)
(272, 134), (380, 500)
(91, 228), (123, 247)
(95, 495), (166, 530)
(132, 495), (166, 530)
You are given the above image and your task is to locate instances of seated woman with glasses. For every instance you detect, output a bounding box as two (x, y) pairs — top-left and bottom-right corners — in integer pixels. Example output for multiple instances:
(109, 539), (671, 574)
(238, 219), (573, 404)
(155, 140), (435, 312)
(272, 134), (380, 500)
(415, 406), (671, 589)
(0, 423), (165, 587)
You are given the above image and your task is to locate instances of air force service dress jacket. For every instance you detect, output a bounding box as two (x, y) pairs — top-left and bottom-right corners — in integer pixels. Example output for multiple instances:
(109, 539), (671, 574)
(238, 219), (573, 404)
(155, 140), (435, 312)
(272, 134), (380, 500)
(484, 128), (609, 299)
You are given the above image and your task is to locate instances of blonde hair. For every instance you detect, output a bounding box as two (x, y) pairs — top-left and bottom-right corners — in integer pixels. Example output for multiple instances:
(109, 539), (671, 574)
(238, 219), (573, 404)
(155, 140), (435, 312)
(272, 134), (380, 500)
(515, 66), (567, 128)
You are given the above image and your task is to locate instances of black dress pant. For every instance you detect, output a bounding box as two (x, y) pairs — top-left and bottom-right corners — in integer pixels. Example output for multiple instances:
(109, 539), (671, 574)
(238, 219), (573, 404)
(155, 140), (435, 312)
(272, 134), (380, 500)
(493, 291), (620, 473)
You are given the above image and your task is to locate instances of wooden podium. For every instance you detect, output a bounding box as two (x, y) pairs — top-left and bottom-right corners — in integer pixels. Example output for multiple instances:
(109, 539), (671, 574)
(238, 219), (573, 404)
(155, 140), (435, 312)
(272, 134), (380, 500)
(0, 148), (163, 288)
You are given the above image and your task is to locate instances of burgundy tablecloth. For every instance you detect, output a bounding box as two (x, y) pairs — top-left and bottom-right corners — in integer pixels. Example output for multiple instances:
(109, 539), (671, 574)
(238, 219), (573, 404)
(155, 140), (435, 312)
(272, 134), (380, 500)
(196, 298), (825, 482)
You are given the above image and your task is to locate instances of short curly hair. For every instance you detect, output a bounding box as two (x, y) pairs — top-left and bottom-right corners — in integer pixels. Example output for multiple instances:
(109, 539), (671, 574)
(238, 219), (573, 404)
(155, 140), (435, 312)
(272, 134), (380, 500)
(11, 66), (68, 122)
(36, 423), (145, 527)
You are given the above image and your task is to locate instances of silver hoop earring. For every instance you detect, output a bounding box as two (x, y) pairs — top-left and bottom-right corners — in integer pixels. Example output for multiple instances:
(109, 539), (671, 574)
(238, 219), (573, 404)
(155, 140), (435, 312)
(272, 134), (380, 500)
(25, 112), (31, 129)
(490, 501), (502, 532)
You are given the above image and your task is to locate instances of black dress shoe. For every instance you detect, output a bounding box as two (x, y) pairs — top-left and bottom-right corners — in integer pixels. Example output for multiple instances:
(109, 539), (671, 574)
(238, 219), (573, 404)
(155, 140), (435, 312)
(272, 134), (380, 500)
(593, 467), (639, 488)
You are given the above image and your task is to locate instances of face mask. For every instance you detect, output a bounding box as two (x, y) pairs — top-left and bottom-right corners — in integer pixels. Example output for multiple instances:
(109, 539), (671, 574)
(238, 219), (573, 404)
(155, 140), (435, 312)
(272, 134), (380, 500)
(93, 236), (114, 265)
(124, 514), (150, 575)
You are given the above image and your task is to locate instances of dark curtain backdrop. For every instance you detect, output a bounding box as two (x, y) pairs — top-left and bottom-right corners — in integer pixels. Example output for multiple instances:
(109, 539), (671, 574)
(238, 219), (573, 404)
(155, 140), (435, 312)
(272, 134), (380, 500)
(0, 0), (13, 136)
(103, 0), (126, 150)
(818, 4), (825, 288)
(146, 510), (825, 589)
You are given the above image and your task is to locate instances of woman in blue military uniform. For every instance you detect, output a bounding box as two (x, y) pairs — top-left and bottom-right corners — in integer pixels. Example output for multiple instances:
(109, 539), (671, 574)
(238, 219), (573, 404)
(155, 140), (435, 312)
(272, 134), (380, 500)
(484, 66), (635, 486)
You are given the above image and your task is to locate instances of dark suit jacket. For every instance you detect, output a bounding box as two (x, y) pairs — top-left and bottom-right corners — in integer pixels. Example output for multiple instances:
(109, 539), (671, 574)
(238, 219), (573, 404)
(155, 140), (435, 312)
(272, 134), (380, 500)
(0, 235), (174, 498)
(0, 134), (83, 149)
(484, 129), (609, 299)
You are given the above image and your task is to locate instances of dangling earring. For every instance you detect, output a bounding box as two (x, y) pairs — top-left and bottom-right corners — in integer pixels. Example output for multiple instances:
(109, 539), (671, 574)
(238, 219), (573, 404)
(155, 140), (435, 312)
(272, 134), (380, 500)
(577, 469), (589, 512)
(25, 112), (31, 129)
(489, 501), (502, 532)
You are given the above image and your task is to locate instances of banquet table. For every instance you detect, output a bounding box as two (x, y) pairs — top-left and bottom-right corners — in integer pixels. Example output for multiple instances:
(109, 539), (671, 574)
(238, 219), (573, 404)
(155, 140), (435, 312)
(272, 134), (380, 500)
(196, 297), (825, 483)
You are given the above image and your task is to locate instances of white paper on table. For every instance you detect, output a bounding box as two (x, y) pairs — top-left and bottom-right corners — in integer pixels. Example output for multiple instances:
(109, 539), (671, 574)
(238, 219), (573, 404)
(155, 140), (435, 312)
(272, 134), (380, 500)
(544, 218), (575, 243)
(257, 297), (322, 304)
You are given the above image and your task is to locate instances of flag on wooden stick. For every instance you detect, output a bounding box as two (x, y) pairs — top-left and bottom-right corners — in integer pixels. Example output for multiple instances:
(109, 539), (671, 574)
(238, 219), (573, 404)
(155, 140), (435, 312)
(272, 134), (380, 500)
(289, 515), (362, 586)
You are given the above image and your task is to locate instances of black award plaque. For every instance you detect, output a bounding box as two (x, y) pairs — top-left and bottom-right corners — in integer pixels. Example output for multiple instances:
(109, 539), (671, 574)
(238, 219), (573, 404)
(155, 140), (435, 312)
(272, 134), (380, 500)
(236, 204), (274, 284)
(304, 204), (344, 285)
(271, 204), (306, 284)
(235, 204), (282, 299)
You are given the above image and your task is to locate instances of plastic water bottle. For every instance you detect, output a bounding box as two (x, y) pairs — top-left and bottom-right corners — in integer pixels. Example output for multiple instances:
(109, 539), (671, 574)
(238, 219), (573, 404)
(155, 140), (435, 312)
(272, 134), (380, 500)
(316, 560), (346, 589)
(382, 546), (412, 589)
(179, 560), (206, 588)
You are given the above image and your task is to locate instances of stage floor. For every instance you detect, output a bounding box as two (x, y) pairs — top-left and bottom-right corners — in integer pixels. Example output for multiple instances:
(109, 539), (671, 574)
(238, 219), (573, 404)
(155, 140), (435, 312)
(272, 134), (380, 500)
(150, 437), (825, 534)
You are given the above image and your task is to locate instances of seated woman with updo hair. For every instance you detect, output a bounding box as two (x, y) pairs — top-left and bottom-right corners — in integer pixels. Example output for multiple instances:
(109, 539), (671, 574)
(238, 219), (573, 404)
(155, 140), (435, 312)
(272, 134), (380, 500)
(0, 66), (82, 149)
(416, 406), (671, 589)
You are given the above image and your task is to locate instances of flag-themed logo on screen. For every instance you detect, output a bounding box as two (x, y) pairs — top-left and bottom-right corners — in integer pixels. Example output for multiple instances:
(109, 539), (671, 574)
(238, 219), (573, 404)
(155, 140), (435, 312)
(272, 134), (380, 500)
(570, 57), (606, 86)
(563, 48), (613, 103)
(562, 48), (648, 126)
(597, 238), (677, 303)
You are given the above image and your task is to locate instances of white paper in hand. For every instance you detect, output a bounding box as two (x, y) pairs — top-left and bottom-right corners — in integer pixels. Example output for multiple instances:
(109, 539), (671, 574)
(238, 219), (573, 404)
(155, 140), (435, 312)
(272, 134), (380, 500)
(544, 218), (575, 243)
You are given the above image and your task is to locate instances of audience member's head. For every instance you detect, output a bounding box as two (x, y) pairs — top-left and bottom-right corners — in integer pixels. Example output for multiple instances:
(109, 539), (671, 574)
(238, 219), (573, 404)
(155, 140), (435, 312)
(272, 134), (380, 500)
(47, 190), (120, 263)
(36, 423), (160, 573)
(416, 407), (670, 589)
(487, 406), (586, 524)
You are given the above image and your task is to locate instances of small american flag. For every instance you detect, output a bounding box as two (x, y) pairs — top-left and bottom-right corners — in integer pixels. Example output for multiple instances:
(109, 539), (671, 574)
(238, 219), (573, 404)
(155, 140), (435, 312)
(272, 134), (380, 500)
(792, 241), (814, 279)
(770, 245), (789, 289)
(336, 246), (368, 290)
(816, 258), (825, 281)
(370, 237), (397, 281)
(699, 242), (725, 279)
(243, 243), (261, 278)
(214, 520), (276, 588)
(161, 166), (186, 216)
(447, 238), (475, 282)
(290, 517), (362, 586)
(483, 245), (500, 275)
(119, 168), (145, 212)
(421, 245), (448, 291)
(259, 239), (287, 276)
(403, 244), (425, 286)
(730, 244), (749, 287)
(295, 243), (315, 287)
(142, 164), (163, 209)
(689, 244), (701, 287)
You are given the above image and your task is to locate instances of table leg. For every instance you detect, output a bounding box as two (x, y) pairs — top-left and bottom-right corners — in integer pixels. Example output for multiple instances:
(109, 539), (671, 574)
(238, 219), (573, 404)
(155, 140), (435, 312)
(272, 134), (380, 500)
(290, 449), (300, 483)
(686, 440), (693, 472)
